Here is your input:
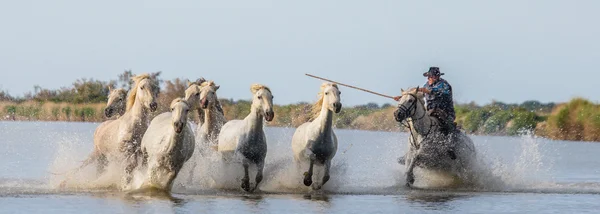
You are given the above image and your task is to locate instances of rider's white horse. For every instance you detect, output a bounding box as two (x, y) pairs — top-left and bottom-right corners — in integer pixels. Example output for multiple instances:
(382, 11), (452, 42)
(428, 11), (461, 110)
(291, 83), (341, 190)
(394, 87), (476, 187)
(104, 87), (127, 118)
(138, 98), (195, 191)
(184, 80), (227, 148)
(80, 74), (159, 189)
(217, 84), (274, 192)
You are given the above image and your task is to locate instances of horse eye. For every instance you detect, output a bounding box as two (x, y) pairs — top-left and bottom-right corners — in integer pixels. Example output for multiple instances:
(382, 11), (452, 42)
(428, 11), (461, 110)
(325, 92), (329, 95)
(171, 108), (174, 111)
(338, 92), (341, 95)
(196, 93), (200, 96)
(258, 96), (262, 99)
(141, 86), (145, 90)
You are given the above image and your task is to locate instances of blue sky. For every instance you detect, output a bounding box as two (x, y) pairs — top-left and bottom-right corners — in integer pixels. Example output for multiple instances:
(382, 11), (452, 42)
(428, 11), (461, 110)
(0, 0), (597, 106)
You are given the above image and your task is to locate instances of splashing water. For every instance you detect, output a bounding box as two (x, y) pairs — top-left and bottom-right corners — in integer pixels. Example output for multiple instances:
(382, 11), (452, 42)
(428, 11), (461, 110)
(1, 121), (599, 196)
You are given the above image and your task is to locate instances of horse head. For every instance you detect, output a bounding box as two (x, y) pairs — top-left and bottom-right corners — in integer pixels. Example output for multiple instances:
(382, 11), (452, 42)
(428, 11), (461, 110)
(394, 87), (426, 122)
(170, 98), (190, 133)
(251, 84), (274, 122)
(128, 74), (159, 112)
(105, 88), (127, 117)
(199, 81), (220, 110)
(322, 83), (342, 113)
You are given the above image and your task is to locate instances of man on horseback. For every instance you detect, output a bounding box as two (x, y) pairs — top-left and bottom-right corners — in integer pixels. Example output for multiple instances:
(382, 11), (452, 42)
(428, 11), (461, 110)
(394, 67), (456, 135)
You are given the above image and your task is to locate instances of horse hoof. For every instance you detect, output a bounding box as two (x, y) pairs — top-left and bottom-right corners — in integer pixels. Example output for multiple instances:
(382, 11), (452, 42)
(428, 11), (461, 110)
(406, 175), (415, 186)
(303, 173), (313, 186)
(241, 179), (251, 192)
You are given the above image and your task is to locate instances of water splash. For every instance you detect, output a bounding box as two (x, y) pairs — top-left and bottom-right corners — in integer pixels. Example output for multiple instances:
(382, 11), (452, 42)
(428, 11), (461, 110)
(2, 123), (600, 196)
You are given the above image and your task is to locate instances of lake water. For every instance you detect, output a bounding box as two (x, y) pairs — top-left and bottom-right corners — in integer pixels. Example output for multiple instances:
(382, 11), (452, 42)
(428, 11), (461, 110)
(1, 121), (600, 213)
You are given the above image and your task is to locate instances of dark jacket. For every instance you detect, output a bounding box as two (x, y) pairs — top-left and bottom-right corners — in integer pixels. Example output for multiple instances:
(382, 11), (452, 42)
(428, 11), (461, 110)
(423, 78), (455, 121)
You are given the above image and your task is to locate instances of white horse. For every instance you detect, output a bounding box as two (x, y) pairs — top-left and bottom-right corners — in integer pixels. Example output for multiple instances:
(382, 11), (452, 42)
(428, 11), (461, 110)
(138, 98), (195, 192)
(394, 87), (476, 187)
(217, 84), (274, 192)
(291, 83), (341, 190)
(77, 74), (159, 189)
(104, 87), (127, 118)
(184, 80), (227, 148)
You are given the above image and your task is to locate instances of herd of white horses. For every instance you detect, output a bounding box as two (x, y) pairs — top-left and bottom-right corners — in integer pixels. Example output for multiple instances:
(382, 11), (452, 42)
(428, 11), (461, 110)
(59, 73), (478, 193)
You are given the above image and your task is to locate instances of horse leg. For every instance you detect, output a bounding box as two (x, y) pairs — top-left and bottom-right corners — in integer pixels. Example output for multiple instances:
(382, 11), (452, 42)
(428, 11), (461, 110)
(96, 154), (107, 176)
(252, 161), (264, 192)
(303, 158), (315, 187)
(323, 159), (331, 185)
(406, 154), (419, 187)
(241, 159), (251, 192)
(122, 152), (139, 190)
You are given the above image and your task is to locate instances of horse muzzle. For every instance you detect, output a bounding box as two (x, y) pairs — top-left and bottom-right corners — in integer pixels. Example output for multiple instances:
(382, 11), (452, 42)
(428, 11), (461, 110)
(200, 98), (209, 109)
(333, 103), (342, 113)
(174, 122), (184, 133)
(394, 108), (407, 122)
(104, 108), (113, 117)
(264, 111), (275, 122)
(150, 102), (158, 112)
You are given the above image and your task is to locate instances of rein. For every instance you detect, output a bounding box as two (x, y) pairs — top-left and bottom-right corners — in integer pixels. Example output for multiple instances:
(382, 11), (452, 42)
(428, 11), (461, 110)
(398, 93), (436, 150)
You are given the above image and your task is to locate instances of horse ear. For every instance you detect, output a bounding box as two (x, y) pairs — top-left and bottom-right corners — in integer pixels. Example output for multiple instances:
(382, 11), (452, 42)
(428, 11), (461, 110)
(187, 80), (193, 87)
(401, 88), (405, 93)
(215, 85), (220, 90)
(108, 85), (112, 91)
(416, 86), (420, 93)
(197, 77), (206, 84)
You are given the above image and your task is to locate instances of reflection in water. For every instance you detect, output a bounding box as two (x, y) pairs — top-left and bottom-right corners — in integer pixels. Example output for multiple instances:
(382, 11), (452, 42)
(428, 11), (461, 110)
(404, 191), (471, 210)
(303, 193), (330, 202)
(239, 194), (266, 214)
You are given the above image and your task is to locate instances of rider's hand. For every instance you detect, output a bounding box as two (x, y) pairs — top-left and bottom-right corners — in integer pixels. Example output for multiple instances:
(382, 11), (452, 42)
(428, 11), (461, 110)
(393, 96), (401, 101)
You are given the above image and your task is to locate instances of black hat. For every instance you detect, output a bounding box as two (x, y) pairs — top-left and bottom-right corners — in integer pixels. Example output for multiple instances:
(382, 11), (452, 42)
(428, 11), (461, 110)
(423, 67), (444, 77)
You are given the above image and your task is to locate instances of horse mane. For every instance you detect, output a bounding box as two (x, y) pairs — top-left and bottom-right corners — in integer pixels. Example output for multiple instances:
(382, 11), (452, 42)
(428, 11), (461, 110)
(200, 80), (216, 88)
(170, 97), (188, 109)
(126, 74), (151, 111)
(402, 87), (424, 99)
(114, 88), (127, 96)
(187, 78), (206, 87)
(250, 84), (271, 94)
(310, 83), (339, 120)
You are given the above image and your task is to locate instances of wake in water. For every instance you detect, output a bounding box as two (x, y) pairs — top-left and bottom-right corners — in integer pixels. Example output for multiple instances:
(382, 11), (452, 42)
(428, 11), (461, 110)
(25, 128), (600, 196)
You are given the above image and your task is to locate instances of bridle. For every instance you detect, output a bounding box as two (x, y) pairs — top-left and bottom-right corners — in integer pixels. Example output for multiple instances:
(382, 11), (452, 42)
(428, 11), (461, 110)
(396, 93), (436, 149)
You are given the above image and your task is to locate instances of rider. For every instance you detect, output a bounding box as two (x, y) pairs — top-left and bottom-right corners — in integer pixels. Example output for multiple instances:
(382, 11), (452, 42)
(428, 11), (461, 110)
(394, 67), (456, 135)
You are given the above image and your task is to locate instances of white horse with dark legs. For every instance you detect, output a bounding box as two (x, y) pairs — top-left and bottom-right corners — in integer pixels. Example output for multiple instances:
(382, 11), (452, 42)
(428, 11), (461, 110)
(104, 87), (127, 118)
(394, 87), (476, 187)
(138, 98), (195, 192)
(217, 84), (274, 192)
(292, 83), (341, 190)
(184, 80), (227, 149)
(68, 74), (159, 190)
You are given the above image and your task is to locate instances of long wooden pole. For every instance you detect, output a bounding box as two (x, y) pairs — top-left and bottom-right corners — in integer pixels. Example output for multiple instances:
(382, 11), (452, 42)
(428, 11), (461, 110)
(305, 73), (395, 99)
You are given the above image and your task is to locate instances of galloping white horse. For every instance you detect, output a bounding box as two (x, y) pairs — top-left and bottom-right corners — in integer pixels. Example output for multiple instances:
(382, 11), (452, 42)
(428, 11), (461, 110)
(291, 83), (341, 190)
(81, 74), (159, 189)
(217, 84), (274, 192)
(184, 80), (227, 148)
(104, 87), (127, 118)
(394, 87), (476, 187)
(138, 98), (195, 191)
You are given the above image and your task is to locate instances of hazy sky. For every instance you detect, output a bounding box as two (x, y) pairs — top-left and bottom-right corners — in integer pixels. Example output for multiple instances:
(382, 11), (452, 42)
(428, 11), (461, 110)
(0, 0), (598, 106)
